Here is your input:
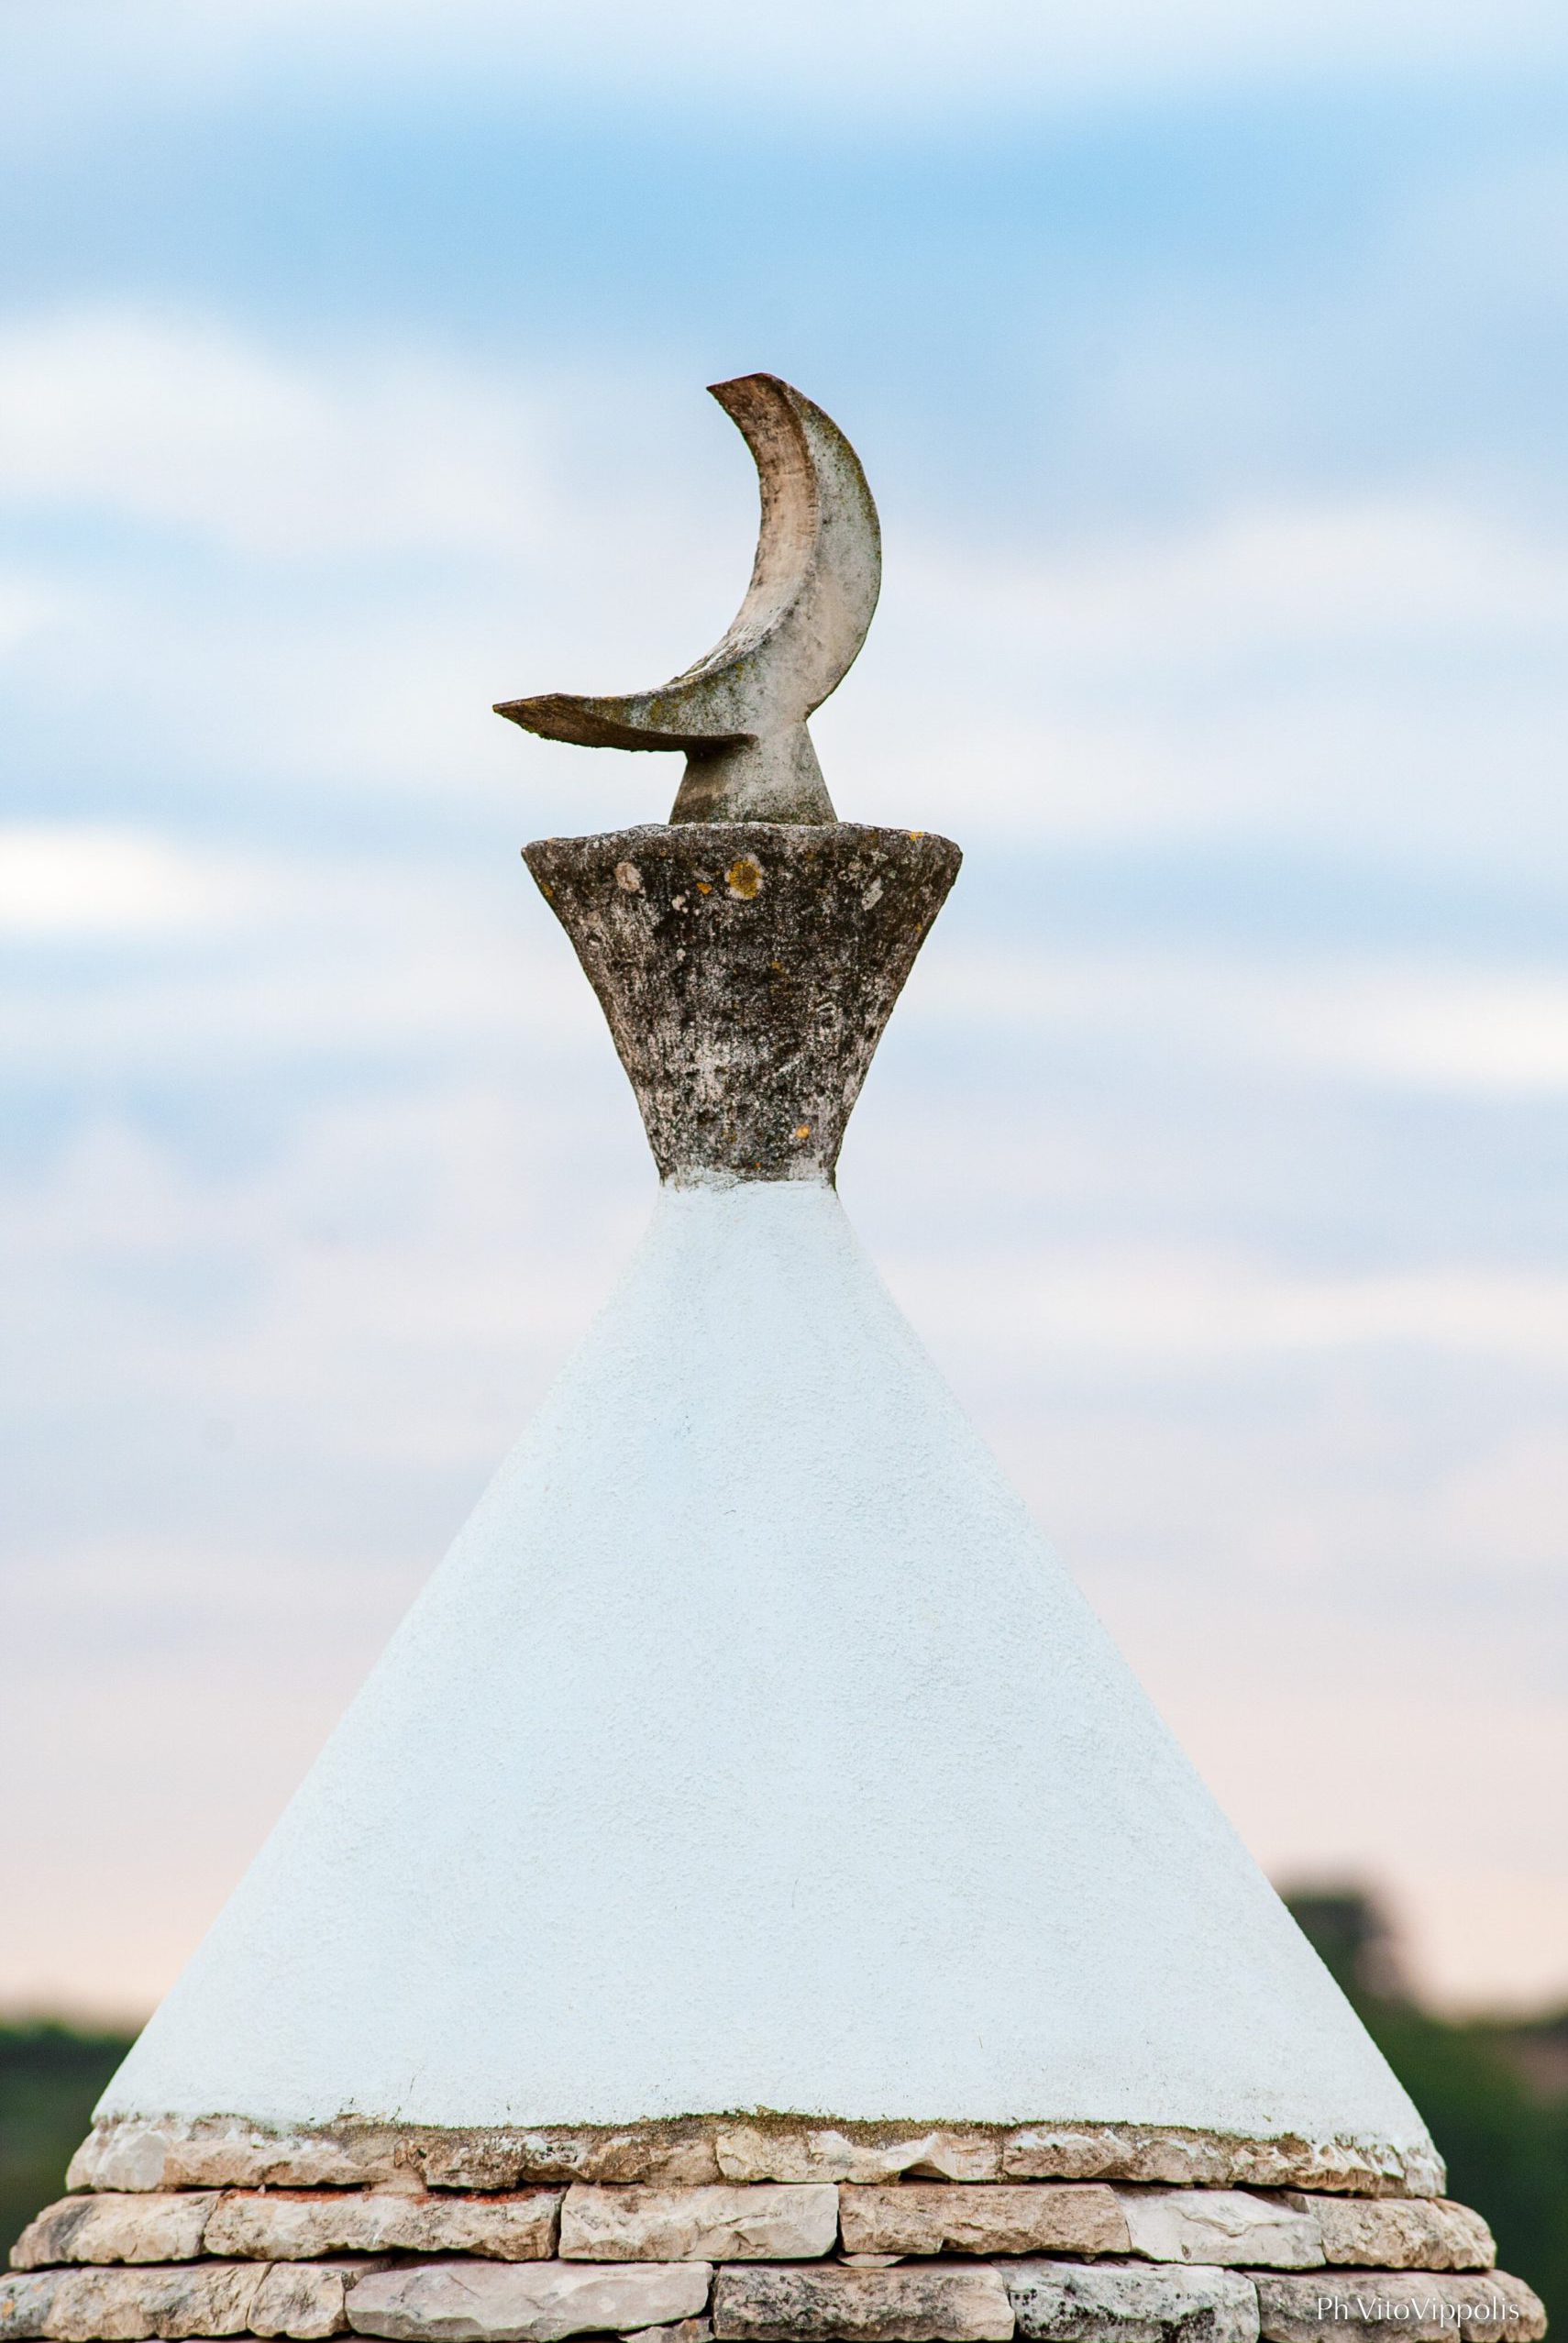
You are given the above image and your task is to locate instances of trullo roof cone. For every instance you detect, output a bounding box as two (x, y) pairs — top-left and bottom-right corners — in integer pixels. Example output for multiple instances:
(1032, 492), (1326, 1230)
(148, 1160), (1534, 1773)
(52, 389), (1529, 2329)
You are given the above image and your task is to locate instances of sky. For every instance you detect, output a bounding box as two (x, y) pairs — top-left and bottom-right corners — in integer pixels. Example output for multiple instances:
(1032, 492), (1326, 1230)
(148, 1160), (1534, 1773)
(4, 0), (1567, 2023)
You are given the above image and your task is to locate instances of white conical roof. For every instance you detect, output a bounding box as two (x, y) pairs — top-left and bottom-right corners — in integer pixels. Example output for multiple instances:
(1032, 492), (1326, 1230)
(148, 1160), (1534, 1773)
(102, 1178), (1431, 2170)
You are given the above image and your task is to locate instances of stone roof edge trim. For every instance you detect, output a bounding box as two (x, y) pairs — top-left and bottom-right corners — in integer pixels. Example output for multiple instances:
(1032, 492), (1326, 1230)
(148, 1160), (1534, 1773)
(67, 2117), (1445, 2201)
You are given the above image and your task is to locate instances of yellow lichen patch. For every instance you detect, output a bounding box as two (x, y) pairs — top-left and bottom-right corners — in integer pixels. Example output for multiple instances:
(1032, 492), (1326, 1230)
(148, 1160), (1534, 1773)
(794, 1124), (812, 1141)
(725, 856), (764, 901)
(696, 880), (713, 896)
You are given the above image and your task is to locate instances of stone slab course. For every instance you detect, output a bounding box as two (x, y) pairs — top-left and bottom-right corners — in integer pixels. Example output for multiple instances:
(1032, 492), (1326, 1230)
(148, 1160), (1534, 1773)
(64, 2124), (1444, 2203)
(15, 2186), (1498, 2282)
(2, 2257), (1549, 2343)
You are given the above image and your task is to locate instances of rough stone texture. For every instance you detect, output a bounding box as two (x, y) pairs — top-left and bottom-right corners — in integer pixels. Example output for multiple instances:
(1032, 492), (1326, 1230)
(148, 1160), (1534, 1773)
(345, 2262), (712, 2343)
(251, 2263), (368, 2341)
(206, 2193), (559, 2262)
(525, 824), (961, 1186)
(1280, 2201), (1493, 2273)
(715, 2132), (1004, 2185)
(840, 2187), (1129, 2259)
(1115, 2194), (1322, 2271)
(66, 2127), (414, 2198)
(711, 2263), (1014, 2342)
(0, 2277), (61, 2337)
(559, 2188), (835, 2263)
(0, 2260), (267, 2339)
(1253, 2273), (1545, 2343)
(65, 2125), (1442, 2205)
(1003, 2260), (1261, 2343)
(64, 2126), (727, 2198)
(1002, 2137), (1440, 2203)
(425, 2135), (722, 2193)
(11, 2199), (218, 2271)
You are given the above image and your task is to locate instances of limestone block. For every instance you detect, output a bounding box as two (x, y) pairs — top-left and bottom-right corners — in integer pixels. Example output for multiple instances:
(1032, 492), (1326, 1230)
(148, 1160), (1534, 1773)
(0, 2259), (266, 2338)
(1004, 2136), (1231, 2190)
(1115, 2194), (1323, 2271)
(11, 2196), (218, 2270)
(65, 2132), (176, 2197)
(346, 2260), (712, 2342)
(206, 2192), (559, 2262)
(0, 2275), (61, 2338)
(840, 2187), (1128, 2260)
(1003, 2260), (1260, 2343)
(716, 2131), (1000, 2185)
(67, 2125), (409, 2196)
(62, 2125), (1440, 2207)
(560, 2188), (835, 2263)
(251, 2263), (371, 2340)
(1279, 2201), (1493, 2273)
(711, 2261), (1014, 2340)
(1253, 2273), (1544, 2343)
(423, 2137), (722, 2194)
(999, 2136), (1434, 2201)
(1219, 2150), (1440, 2205)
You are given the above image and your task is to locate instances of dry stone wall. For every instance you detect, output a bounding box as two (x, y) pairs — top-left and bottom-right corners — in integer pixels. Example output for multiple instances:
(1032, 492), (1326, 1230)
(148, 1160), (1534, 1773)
(4, 2139), (1543, 2343)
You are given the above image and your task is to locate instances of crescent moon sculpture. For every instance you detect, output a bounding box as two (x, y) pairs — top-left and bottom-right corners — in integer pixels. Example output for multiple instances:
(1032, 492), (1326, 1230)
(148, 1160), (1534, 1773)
(494, 373), (880, 823)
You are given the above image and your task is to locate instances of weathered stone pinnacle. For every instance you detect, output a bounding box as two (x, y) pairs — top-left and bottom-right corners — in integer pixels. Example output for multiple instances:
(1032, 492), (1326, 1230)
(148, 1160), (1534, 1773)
(525, 822), (960, 1185)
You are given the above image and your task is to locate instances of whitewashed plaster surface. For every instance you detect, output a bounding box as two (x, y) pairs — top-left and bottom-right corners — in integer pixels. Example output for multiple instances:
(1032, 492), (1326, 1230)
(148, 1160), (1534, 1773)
(101, 1182), (1431, 2159)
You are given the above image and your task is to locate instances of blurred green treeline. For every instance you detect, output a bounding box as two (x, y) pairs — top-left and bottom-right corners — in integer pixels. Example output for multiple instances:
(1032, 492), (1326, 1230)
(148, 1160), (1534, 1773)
(2, 2023), (135, 2266)
(1284, 1891), (1568, 2327)
(2, 1895), (1564, 2323)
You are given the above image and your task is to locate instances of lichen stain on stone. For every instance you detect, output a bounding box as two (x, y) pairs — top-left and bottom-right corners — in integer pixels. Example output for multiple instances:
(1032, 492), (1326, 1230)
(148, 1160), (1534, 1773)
(615, 861), (644, 894)
(524, 823), (961, 1185)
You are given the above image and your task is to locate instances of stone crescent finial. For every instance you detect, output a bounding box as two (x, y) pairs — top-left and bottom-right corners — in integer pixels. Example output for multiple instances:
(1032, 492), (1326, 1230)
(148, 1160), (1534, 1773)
(494, 374), (880, 825)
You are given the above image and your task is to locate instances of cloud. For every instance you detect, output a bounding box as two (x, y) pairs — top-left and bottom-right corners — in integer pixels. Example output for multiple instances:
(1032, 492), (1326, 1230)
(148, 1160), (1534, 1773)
(0, 574), (64, 659)
(12, 815), (1568, 1108)
(0, 309), (548, 558)
(0, 825), (270, 938)
(906, 498), (1568, 670)
(901, 1243), (1568, 1370)
(927, 942), (1568, 1096)
(6, 311), (1565, 880)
